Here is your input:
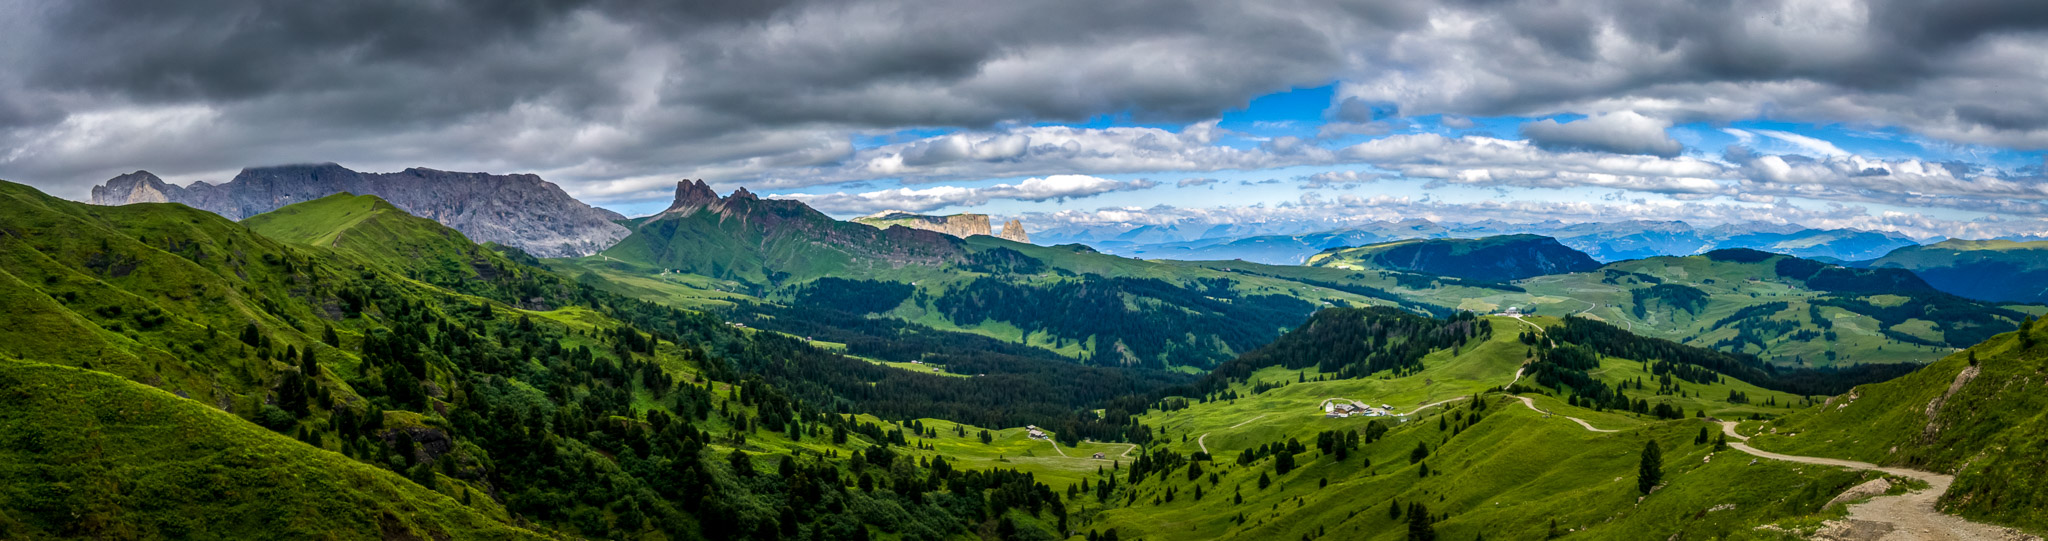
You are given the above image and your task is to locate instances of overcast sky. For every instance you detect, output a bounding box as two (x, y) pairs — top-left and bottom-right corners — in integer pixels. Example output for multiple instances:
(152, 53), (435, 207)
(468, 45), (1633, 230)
(2, 0), (2046, 239)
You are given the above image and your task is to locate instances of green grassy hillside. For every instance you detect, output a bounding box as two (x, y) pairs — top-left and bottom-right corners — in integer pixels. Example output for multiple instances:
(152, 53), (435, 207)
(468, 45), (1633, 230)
(243, 193), (486, 274)
(1307, 234), (1602, 282)
(573, 184), (1423, 368)
(1746, 318), (2048, 531)
(244, 192), (577, 305)
(1070, 313), (1876, 540)
(0, 180), (368, 409)
(0, 357), (543, 539)
(3, 180), (1149, 539)
(1246, 247), (2026, 368)
(599, 185), (969, 287)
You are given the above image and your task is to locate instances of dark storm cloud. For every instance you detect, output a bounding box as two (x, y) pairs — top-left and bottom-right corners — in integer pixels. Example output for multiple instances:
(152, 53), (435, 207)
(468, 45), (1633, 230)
(2, 0), (2046, 204)
(0, 0), (1372, 197)
(1340, 0), (2048, 147)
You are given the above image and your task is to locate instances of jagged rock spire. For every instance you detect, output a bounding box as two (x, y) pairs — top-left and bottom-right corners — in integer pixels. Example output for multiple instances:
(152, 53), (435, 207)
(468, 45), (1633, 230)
(998, 219), (1030, 244)
(669, 179), (719, 210)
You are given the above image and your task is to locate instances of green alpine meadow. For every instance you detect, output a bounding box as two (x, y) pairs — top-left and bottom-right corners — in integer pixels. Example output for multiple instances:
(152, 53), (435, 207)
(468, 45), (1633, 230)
(3, 173), (2044, 540)
(7, 2), (2048, 539)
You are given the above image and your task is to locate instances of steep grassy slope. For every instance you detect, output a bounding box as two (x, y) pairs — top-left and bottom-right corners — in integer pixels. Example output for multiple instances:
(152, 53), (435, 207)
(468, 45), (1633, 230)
(1747, 319), (2048, 531)
(0, 357), (542, 539)
(1307, 234), (1602, 281)
(1865, 238), (2048, 303)
(243, 193), (485, 272)
(243, 193), (564, 305)
(0, 180), (367, 408)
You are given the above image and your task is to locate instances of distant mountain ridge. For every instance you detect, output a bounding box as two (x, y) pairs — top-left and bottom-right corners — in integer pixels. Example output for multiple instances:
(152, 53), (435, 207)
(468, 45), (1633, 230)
(1862, 238), (2048, 303)
(1308, 234), (1602, 281)
(855, 210), (995, 238)
(88, 163), (629, 258)
(1060, 218), (1922, 264)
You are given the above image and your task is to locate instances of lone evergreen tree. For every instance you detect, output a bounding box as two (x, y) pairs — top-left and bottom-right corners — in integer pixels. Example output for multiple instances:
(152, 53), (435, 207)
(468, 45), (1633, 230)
(1406, 502), (1436, 541)
(1638, 440), (1663, 495)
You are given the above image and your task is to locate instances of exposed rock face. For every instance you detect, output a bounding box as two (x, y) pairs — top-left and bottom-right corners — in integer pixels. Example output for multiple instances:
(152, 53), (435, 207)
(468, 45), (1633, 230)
(997, 219), (1030, 244)
(853, 210), (994, 238)
(88, 164), (629, 257)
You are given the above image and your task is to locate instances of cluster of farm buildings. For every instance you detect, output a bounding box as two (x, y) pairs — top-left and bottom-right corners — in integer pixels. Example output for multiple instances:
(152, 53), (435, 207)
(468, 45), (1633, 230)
(1324, 402), (1395, 418)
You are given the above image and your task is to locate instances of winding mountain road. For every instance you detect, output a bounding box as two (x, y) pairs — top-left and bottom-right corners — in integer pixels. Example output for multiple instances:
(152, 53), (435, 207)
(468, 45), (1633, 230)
(1714, 423), (2034, 541)
(1197, 433), (1209, 455)
(1395, 397), (1468, 416)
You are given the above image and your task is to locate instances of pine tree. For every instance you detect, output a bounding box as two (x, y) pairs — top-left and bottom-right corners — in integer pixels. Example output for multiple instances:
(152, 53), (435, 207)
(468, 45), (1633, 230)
(1406, 502), (1436, 541)
(1638, 440), (1663, 495)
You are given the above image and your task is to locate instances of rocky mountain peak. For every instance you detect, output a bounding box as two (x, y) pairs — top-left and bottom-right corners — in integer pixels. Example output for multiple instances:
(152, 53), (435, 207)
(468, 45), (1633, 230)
(89, 170), (175, 205)
(998, 219), (1031, 243)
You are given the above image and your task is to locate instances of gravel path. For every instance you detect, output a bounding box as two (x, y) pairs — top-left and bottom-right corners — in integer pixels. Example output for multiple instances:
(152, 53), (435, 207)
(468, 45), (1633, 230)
(1718, 422), (2037, 541)
(1511, 395), (1619, 433)
(1227, 414), (1269, 429)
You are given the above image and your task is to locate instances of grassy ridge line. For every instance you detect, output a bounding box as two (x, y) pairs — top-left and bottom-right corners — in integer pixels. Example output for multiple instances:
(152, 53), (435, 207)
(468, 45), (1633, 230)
(1394, 252), (2011, 367)
(0, 357), (544, 540)
(0, 182), (364, 407)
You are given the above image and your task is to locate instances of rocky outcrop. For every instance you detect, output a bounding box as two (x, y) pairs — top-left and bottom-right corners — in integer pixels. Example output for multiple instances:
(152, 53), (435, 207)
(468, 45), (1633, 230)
(853, 210), (994, 239)
(998, 219), (1030, 244)
(87, 164), (629, 257)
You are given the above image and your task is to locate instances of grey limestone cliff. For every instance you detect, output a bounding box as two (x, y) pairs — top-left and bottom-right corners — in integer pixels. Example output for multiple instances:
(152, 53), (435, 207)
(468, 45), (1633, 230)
(89, 163), (630, 257)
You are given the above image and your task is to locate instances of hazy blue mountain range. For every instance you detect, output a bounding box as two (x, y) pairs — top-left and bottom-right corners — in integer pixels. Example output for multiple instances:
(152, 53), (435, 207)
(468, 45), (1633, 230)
(1055, 219), (1924, 264)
